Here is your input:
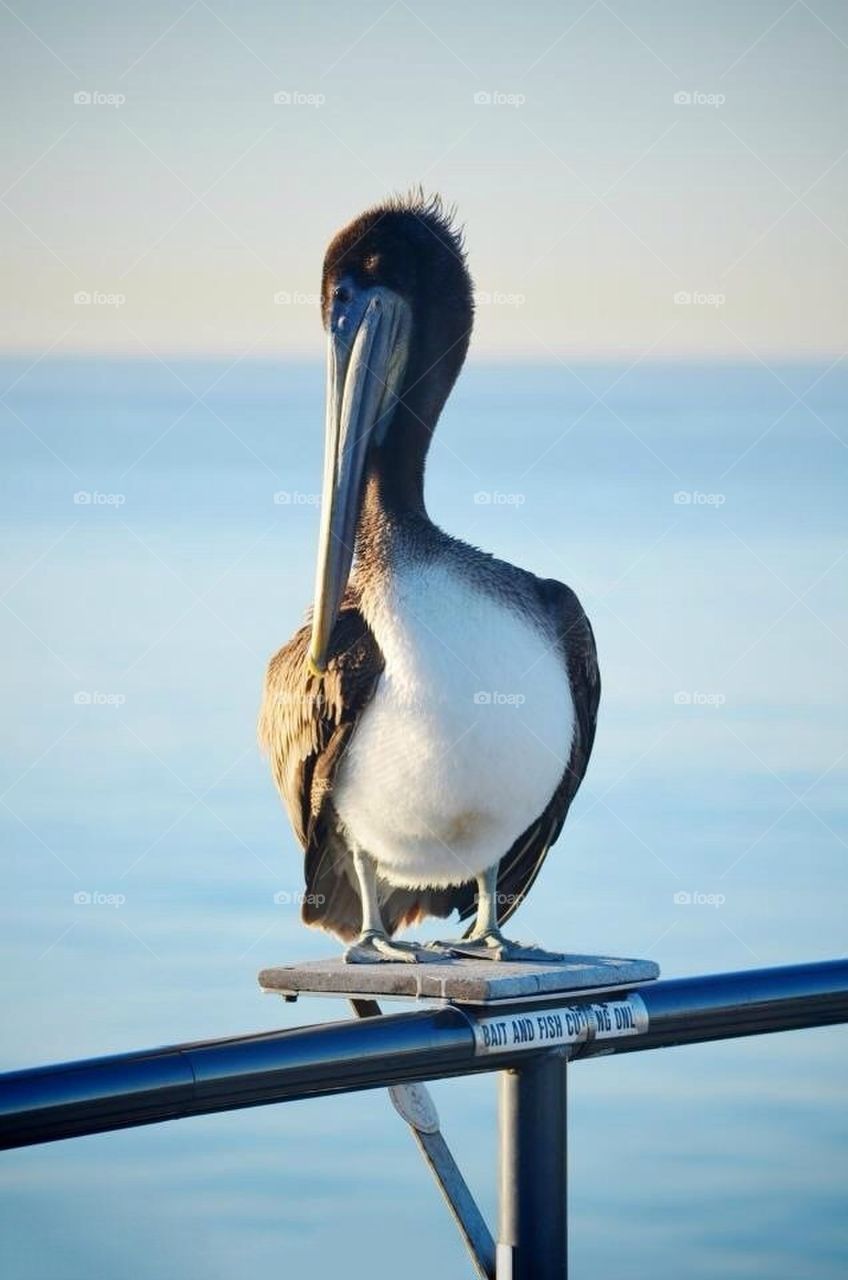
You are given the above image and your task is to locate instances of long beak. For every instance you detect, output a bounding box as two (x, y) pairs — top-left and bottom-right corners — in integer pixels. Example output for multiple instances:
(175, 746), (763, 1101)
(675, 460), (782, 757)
(308, 288), (409, 674)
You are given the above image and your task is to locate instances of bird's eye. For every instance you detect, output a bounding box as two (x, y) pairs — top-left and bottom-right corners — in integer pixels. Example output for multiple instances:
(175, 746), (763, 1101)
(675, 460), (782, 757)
(332, 284), (351, 304)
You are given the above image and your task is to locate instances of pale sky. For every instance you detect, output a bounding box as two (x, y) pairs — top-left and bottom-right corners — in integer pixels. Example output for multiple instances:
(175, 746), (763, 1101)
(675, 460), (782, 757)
(1, 0), (846, 360)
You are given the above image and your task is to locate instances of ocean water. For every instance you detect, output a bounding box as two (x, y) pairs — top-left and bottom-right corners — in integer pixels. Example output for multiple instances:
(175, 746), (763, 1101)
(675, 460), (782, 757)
(0, 355), (846, 1279)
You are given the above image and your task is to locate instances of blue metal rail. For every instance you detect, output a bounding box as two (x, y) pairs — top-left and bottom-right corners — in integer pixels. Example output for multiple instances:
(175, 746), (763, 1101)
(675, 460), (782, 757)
(1, 959), (845, 1150)
(1, 959), (846, 1280)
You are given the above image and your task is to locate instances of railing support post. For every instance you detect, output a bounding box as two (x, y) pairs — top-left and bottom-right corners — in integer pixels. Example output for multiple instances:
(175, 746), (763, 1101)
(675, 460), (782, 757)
(498, 1053), (568, 1280)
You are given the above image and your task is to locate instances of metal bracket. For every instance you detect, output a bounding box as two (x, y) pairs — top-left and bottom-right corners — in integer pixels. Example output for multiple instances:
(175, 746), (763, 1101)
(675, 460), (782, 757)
(350, 998), (496, 1280)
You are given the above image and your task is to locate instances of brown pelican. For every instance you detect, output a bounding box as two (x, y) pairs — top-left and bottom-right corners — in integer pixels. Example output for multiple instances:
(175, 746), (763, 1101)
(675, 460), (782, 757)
(259, 192), (599, 963)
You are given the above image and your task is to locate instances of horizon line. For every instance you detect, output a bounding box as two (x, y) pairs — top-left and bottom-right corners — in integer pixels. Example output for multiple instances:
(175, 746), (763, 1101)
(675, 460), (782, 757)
(0, 348), (844, 368)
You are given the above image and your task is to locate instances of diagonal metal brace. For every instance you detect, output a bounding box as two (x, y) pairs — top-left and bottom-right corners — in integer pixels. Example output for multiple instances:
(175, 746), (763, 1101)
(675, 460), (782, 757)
(350, 998), (495, 1280)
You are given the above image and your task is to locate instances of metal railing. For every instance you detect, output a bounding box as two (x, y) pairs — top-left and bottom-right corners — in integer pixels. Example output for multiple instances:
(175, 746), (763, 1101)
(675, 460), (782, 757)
(1, 958), (846, 1279)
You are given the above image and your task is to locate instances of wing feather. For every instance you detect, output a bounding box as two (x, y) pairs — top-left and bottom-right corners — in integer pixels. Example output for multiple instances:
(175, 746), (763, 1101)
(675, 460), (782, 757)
(259, 603), (383, 940)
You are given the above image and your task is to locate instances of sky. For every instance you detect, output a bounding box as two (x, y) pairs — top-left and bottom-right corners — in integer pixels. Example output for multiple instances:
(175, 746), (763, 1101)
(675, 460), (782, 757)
(1, 0), (846, 360)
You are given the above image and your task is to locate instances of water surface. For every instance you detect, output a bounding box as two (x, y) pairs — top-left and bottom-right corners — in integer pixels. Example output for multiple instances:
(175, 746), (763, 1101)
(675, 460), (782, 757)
(0, 356), (846, 1278)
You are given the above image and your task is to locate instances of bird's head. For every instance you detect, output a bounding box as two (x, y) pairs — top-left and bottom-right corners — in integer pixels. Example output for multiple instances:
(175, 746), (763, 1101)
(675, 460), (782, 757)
(321, 192), (473, 432)
(308, 192), (473, 674)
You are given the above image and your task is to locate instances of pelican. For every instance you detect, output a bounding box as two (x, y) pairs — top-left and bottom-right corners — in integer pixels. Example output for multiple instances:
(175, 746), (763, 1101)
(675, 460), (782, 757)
(259, 192), (599, 963)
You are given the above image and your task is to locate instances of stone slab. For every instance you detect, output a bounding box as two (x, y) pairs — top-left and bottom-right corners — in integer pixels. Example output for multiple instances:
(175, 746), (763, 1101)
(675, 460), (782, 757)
(258, 953), (660, 1006)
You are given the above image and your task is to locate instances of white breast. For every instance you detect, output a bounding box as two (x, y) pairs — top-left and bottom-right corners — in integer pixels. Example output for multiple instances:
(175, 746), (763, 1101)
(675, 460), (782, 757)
(332, 561), (574, 889)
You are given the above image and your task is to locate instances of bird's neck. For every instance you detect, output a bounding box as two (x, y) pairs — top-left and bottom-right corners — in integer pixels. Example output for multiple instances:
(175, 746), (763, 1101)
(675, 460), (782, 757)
(353, 429), (436, 587)
(353, 353), (465, 582)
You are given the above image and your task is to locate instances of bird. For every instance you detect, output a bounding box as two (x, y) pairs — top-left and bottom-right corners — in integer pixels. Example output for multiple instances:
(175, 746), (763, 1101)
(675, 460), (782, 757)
(259, 191), (600, 964)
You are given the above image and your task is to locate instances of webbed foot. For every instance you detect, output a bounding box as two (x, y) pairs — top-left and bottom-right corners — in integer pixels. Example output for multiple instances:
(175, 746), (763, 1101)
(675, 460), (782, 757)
(344, 931), (451, 965)
(428, 930), (567, 963)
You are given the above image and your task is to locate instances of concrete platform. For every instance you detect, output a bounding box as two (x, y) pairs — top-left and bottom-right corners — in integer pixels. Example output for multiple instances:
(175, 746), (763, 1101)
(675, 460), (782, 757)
(258, 953), (660, 1005)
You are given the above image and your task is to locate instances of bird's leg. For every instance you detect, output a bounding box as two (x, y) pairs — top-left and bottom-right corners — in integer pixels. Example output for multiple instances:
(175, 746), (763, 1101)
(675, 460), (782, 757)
(344, 850), (447, 964)
(431, 864), (568, 962)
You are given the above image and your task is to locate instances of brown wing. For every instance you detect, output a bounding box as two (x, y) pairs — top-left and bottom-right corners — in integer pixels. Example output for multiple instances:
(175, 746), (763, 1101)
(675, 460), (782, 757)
(258, 601), (381, 941)
(458, 578), (600, 933)
(259, 600), (459, 942)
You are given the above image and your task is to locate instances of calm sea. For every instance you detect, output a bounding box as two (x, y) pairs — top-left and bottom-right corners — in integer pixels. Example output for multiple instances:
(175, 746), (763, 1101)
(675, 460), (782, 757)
(0, 356), (845, 1278)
